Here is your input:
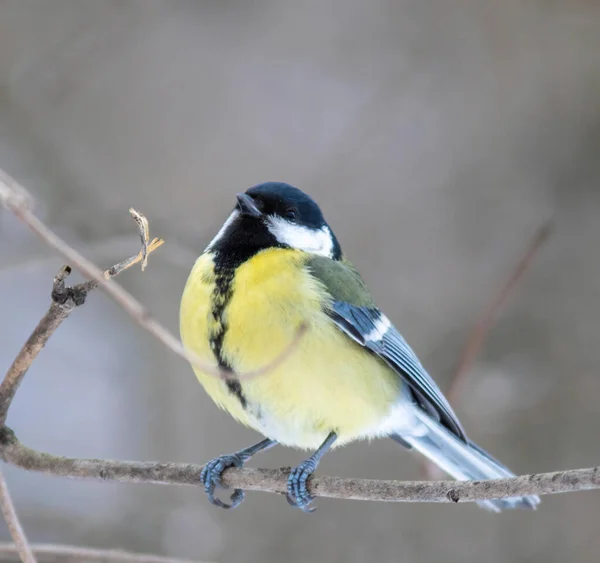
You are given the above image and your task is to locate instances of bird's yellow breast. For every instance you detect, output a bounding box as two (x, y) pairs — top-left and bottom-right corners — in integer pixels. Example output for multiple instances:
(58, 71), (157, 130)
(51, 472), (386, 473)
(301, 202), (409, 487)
(180, 249), (400, 449)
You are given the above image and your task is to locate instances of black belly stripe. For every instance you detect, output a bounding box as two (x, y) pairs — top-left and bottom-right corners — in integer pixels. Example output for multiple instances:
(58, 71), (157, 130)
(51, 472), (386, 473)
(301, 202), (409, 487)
(225, 379), (246, 408)
(209, 263), (247, 409)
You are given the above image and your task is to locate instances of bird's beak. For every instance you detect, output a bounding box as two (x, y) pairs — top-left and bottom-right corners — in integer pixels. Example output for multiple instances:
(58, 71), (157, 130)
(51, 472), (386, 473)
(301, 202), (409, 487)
(236, 193), (263, 218)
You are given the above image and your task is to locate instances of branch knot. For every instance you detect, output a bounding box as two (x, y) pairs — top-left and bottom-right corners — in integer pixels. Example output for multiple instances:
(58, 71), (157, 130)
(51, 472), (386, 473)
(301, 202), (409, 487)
(50, 266), (88, 307)
(446, 488), (460, 503)
(0, 427), (17, 448)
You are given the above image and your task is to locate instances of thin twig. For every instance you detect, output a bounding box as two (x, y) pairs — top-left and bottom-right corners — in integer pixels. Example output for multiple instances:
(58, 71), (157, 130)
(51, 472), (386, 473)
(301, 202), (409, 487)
(422, 222), (551, 479)
(3, 169), (592, 511)
(0, 173), (184, 367)
(128, 208), (151, 271)
(0, 169), (304, 382)
(0, 543), (207, 563)
(0, 269), (73, 428)
(0, 431), (596, 504)
(0, 469), (36, 563)
(0, 217), (163, 427)
(447, 221), (552, 404)
(236, 322), (309, 380)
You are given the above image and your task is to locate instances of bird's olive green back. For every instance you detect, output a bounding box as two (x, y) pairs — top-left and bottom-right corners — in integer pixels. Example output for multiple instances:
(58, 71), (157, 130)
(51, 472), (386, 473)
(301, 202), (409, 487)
(305, 255), (375, 308)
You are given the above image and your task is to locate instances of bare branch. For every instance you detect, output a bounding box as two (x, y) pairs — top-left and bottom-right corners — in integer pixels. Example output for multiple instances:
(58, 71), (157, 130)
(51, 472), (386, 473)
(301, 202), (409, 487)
(0, 171), (34, 210)
(0, 270), (73, 427)
(236, 322), (308, 380)
(423, 221), (551, 479)
(0, 431), (597, 504)
(0, 170), (201, 371)
(2, 169), (595, 512)
(0, 543), (207, 563)
(0, 217), (163, 427)
(447, 221), (552, 404)
(0, 168), (304, 382)
(0, 469), (36, 563)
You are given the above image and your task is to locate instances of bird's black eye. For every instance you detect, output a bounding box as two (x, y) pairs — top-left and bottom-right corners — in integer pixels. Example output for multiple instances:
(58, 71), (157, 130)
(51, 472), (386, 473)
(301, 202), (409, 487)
(284, 207), (297, 222)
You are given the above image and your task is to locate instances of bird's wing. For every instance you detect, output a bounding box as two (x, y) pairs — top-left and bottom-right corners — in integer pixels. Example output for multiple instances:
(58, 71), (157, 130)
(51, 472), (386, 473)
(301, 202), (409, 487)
(305, 255), (467, 441)
(328, 302), (467, 440)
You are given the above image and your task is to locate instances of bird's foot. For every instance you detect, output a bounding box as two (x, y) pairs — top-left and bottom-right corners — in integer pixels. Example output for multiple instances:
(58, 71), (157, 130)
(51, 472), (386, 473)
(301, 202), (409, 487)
(286, 458), (318, 513)
(200, 453), (247, 509)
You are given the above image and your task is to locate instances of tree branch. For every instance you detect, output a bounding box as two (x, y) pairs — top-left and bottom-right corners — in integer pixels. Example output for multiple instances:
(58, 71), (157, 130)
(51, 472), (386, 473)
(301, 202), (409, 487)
(422, 221), (551, 479)
(0, 429), (597, 504)
(0, 268), (73, 428)
(0, 218), (164, 428)
(0, 168), (304, 382)
(446, 221), (552, 404)
(0, 171), (198, 371)
(1, 168), (597, 519)
(0, 543), (206, 563)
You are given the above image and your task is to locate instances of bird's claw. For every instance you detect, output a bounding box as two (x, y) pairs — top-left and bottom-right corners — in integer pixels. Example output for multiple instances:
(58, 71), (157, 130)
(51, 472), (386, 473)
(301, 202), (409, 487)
(200, 453), (246, 509)
(286, 459), (318, 512)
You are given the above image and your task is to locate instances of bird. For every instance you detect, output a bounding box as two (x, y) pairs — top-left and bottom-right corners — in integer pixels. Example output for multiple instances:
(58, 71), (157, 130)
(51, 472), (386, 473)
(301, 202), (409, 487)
(179, 181), (540, 512)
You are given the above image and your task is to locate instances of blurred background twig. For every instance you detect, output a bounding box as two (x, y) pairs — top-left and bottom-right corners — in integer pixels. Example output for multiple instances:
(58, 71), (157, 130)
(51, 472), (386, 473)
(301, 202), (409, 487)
(423, 221), (552, 478)
(0, 170), (598, 544)
(0, 469), (36, 563)
(446, 221), (552, 406)
(0, 543), (205, 563)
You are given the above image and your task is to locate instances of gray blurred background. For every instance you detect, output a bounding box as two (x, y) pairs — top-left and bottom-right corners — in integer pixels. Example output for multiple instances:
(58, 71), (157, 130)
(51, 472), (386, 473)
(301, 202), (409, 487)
(1, 1), (599, 562)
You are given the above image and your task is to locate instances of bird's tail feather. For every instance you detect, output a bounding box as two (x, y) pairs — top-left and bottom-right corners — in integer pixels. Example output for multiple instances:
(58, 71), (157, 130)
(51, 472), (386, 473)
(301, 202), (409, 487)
(397, 408), (540, 512)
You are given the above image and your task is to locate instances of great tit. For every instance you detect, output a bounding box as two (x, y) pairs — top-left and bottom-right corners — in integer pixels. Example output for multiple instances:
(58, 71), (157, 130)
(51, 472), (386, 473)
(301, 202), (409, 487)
(180, 182), (540, 512)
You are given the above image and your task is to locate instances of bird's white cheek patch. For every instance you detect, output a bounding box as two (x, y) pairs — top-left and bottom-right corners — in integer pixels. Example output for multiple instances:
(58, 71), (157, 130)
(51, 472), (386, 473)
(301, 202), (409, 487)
(266, 217), (334, 258)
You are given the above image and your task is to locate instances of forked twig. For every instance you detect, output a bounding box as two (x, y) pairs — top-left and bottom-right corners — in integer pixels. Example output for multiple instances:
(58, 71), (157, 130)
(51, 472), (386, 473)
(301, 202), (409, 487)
(0, 170), (304, 384)
(0, 206), (164, 427)
(1, 167), (594, 541)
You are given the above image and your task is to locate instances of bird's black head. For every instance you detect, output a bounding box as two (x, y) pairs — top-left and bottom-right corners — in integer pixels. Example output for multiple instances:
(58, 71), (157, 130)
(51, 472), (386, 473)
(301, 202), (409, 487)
(207, 182), (341, 266)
